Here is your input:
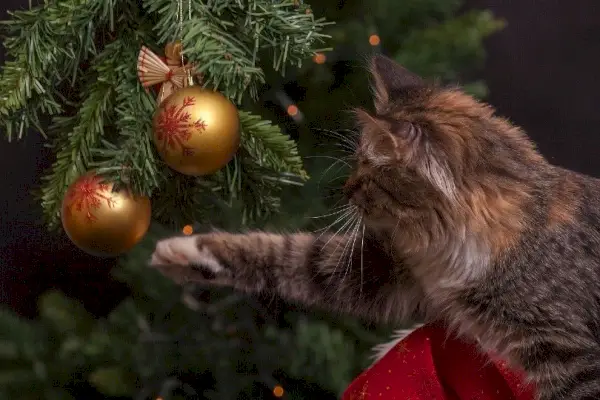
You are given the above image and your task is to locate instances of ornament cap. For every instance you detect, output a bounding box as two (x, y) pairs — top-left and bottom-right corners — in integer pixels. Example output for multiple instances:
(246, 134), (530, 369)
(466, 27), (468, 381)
(186, 70), (195, 87)
(165, 41), (183, 61)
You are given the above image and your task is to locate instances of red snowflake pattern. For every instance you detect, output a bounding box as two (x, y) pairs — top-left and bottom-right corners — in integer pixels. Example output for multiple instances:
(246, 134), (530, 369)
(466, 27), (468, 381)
(155, 96), (207, 156)
(65, 174), (115, 223)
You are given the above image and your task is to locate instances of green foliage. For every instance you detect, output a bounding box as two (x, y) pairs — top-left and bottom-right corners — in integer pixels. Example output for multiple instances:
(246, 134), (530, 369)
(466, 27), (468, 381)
(39, 39), (125, 228)
(395, 10), (505, 81)
(89, 366), (138, 396)
(1, 0), (329, 228)
(0, 0), (117, 140)
(0, 236), (385, 399)
(143, 111), (310, 228)
(38, 291), (96, 338)
(281, 318), (355, 394)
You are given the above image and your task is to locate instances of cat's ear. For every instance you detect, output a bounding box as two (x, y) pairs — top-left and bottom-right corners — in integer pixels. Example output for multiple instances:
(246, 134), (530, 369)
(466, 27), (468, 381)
(370, 54), (424, 112)
(354, 107), (421, 165)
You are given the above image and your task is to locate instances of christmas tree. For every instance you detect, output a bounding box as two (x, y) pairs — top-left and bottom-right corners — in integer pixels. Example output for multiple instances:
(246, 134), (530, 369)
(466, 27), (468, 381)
(0, 0), (502, 399)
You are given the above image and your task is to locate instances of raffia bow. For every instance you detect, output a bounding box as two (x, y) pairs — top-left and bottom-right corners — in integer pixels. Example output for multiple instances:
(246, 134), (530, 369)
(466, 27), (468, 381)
(137, 42), (193, 103)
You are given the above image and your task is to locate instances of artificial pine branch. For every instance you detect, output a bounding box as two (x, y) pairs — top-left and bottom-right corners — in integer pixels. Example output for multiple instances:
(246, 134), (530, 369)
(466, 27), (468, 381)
(145, 0), (330, 102)
(91, 37), (163, 197)
(228, 1), (332, 74)
(0, 0), (117, 141)
(38, 38), (132, 228)
(0, 54), (62, 140)
(396, 10), (505, 81)
(239, 111), (307, 179)
(1, 0), (327, 225)
(194, 109), (311, 226)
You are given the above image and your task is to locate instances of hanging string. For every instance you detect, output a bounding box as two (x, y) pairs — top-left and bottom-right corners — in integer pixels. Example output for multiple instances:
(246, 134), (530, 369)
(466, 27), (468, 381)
(176, 0), (195, 85)
(176, 0), (184, 65)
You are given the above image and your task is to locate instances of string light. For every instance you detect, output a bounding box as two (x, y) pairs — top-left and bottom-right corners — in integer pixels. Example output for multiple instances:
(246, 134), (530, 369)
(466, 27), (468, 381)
(313, 52), (326, 64)
(286, 104), (299, 117)
(273, 385), (284, 398)
(368, 34), (381, 46)
(275, 91), (304, 124)
(182, 224), (193, 235)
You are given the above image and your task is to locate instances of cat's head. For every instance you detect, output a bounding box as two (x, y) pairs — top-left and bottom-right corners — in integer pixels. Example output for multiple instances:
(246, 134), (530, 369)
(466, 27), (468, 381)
(345, 55), (544, 243)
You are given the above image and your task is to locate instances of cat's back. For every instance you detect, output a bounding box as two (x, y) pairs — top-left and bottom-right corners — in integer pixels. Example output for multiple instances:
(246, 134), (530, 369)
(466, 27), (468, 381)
(554, 167), (600, 238)
(506, 166), (600, 287)
(459, 167), (600, 335)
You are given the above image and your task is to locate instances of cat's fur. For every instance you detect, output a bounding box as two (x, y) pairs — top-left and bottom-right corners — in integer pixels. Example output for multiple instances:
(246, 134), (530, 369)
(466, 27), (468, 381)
(150, 54), (600, 400)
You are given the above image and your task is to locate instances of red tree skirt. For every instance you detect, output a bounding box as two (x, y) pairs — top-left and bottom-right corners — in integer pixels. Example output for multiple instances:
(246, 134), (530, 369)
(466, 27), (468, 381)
(342, 323), (535, 400)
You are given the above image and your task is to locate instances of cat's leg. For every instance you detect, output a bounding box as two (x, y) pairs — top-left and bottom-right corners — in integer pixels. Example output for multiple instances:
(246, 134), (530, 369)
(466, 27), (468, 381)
(512, 336), (600, 400)
(461, 288), (600, 399)
(149, 231), (424, 323)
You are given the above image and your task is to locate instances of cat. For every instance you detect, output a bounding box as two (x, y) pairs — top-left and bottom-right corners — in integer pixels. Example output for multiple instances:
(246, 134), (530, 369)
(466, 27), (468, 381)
(150, 54), (600, 400)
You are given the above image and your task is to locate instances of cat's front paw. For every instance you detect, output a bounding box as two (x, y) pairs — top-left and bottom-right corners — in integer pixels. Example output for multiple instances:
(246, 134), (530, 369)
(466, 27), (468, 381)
(149, 235), (228, 284)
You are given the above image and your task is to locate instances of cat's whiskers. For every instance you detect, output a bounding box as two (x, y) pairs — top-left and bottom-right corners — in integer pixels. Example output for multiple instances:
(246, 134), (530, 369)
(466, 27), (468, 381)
(325, 212), (361, 292)
(326, 173), (350, 185)
(323, 207), (360, 255)
(339, 215), (363, 292)
(328, 136), (357, 154)
(360, 223), (366, 297)
(305, 155), (352, 168)
(312, 205), (356, 235)
(389, 217), (403, 259)
(314, 128), (359, 153)
(326, 195), (352, 214)
(330, 213), (362, 293)
(310, 204), (354, 220)
(305, 204), (359, 294)
(317, 156), (352, 188)
(335, 143), (358, 155)
(314, 206), (360, 283)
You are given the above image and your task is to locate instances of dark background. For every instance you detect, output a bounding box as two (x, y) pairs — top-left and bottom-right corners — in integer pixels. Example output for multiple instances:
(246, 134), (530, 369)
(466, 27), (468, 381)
(2, 0), (599, 317)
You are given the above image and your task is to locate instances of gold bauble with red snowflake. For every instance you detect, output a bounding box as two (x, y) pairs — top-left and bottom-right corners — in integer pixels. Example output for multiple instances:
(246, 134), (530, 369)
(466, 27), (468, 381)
(60, 172), (152, 257)
(152, 85), (240, 176)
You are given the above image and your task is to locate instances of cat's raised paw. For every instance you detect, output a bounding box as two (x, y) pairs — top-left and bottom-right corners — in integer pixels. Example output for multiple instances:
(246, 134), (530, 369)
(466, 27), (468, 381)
(149, 235), (226, 284)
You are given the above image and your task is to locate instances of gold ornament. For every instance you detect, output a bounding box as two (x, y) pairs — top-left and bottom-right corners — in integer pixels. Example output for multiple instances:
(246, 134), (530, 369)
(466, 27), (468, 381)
(152, 85), (241, 176)
(61, 172), (152, 257)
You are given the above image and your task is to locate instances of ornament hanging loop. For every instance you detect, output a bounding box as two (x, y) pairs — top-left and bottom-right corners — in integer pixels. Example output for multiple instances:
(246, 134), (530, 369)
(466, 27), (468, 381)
(186, 70), (195, 87)
(136, 0), (199, 102)
(177, 0), (198, 88)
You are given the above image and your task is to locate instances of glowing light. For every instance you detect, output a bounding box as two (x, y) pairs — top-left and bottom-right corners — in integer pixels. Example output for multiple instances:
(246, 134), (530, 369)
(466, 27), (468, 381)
(313, 52), (326, 64)
(287, 105), (299, 117)
(182, 225), (193, 235)
(369, 34), (381, 46)
(273, 385), (284, 397)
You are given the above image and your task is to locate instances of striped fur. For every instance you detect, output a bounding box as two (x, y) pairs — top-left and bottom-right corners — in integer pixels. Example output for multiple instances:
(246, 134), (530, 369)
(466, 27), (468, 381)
(151, 231), (425, 324)
(151, 55), (600, 399)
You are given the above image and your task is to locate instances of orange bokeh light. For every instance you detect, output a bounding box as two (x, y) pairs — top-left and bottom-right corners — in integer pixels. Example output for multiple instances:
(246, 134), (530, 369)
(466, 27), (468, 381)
(369, 34), (381, 46)
(182, 225), (193, 235)
(313, 52), (326, 64)
(273, 385), (284, 397)
(287, 104), (299, 116)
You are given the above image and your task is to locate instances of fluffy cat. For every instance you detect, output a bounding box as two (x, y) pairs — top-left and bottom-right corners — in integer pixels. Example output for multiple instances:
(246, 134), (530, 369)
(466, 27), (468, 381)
(150, 54), (600, 400)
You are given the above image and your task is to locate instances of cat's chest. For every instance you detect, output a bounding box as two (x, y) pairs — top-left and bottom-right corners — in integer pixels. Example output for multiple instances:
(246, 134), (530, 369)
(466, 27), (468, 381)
(399, 242), (494, 325)
(405, 238), (491, 293)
